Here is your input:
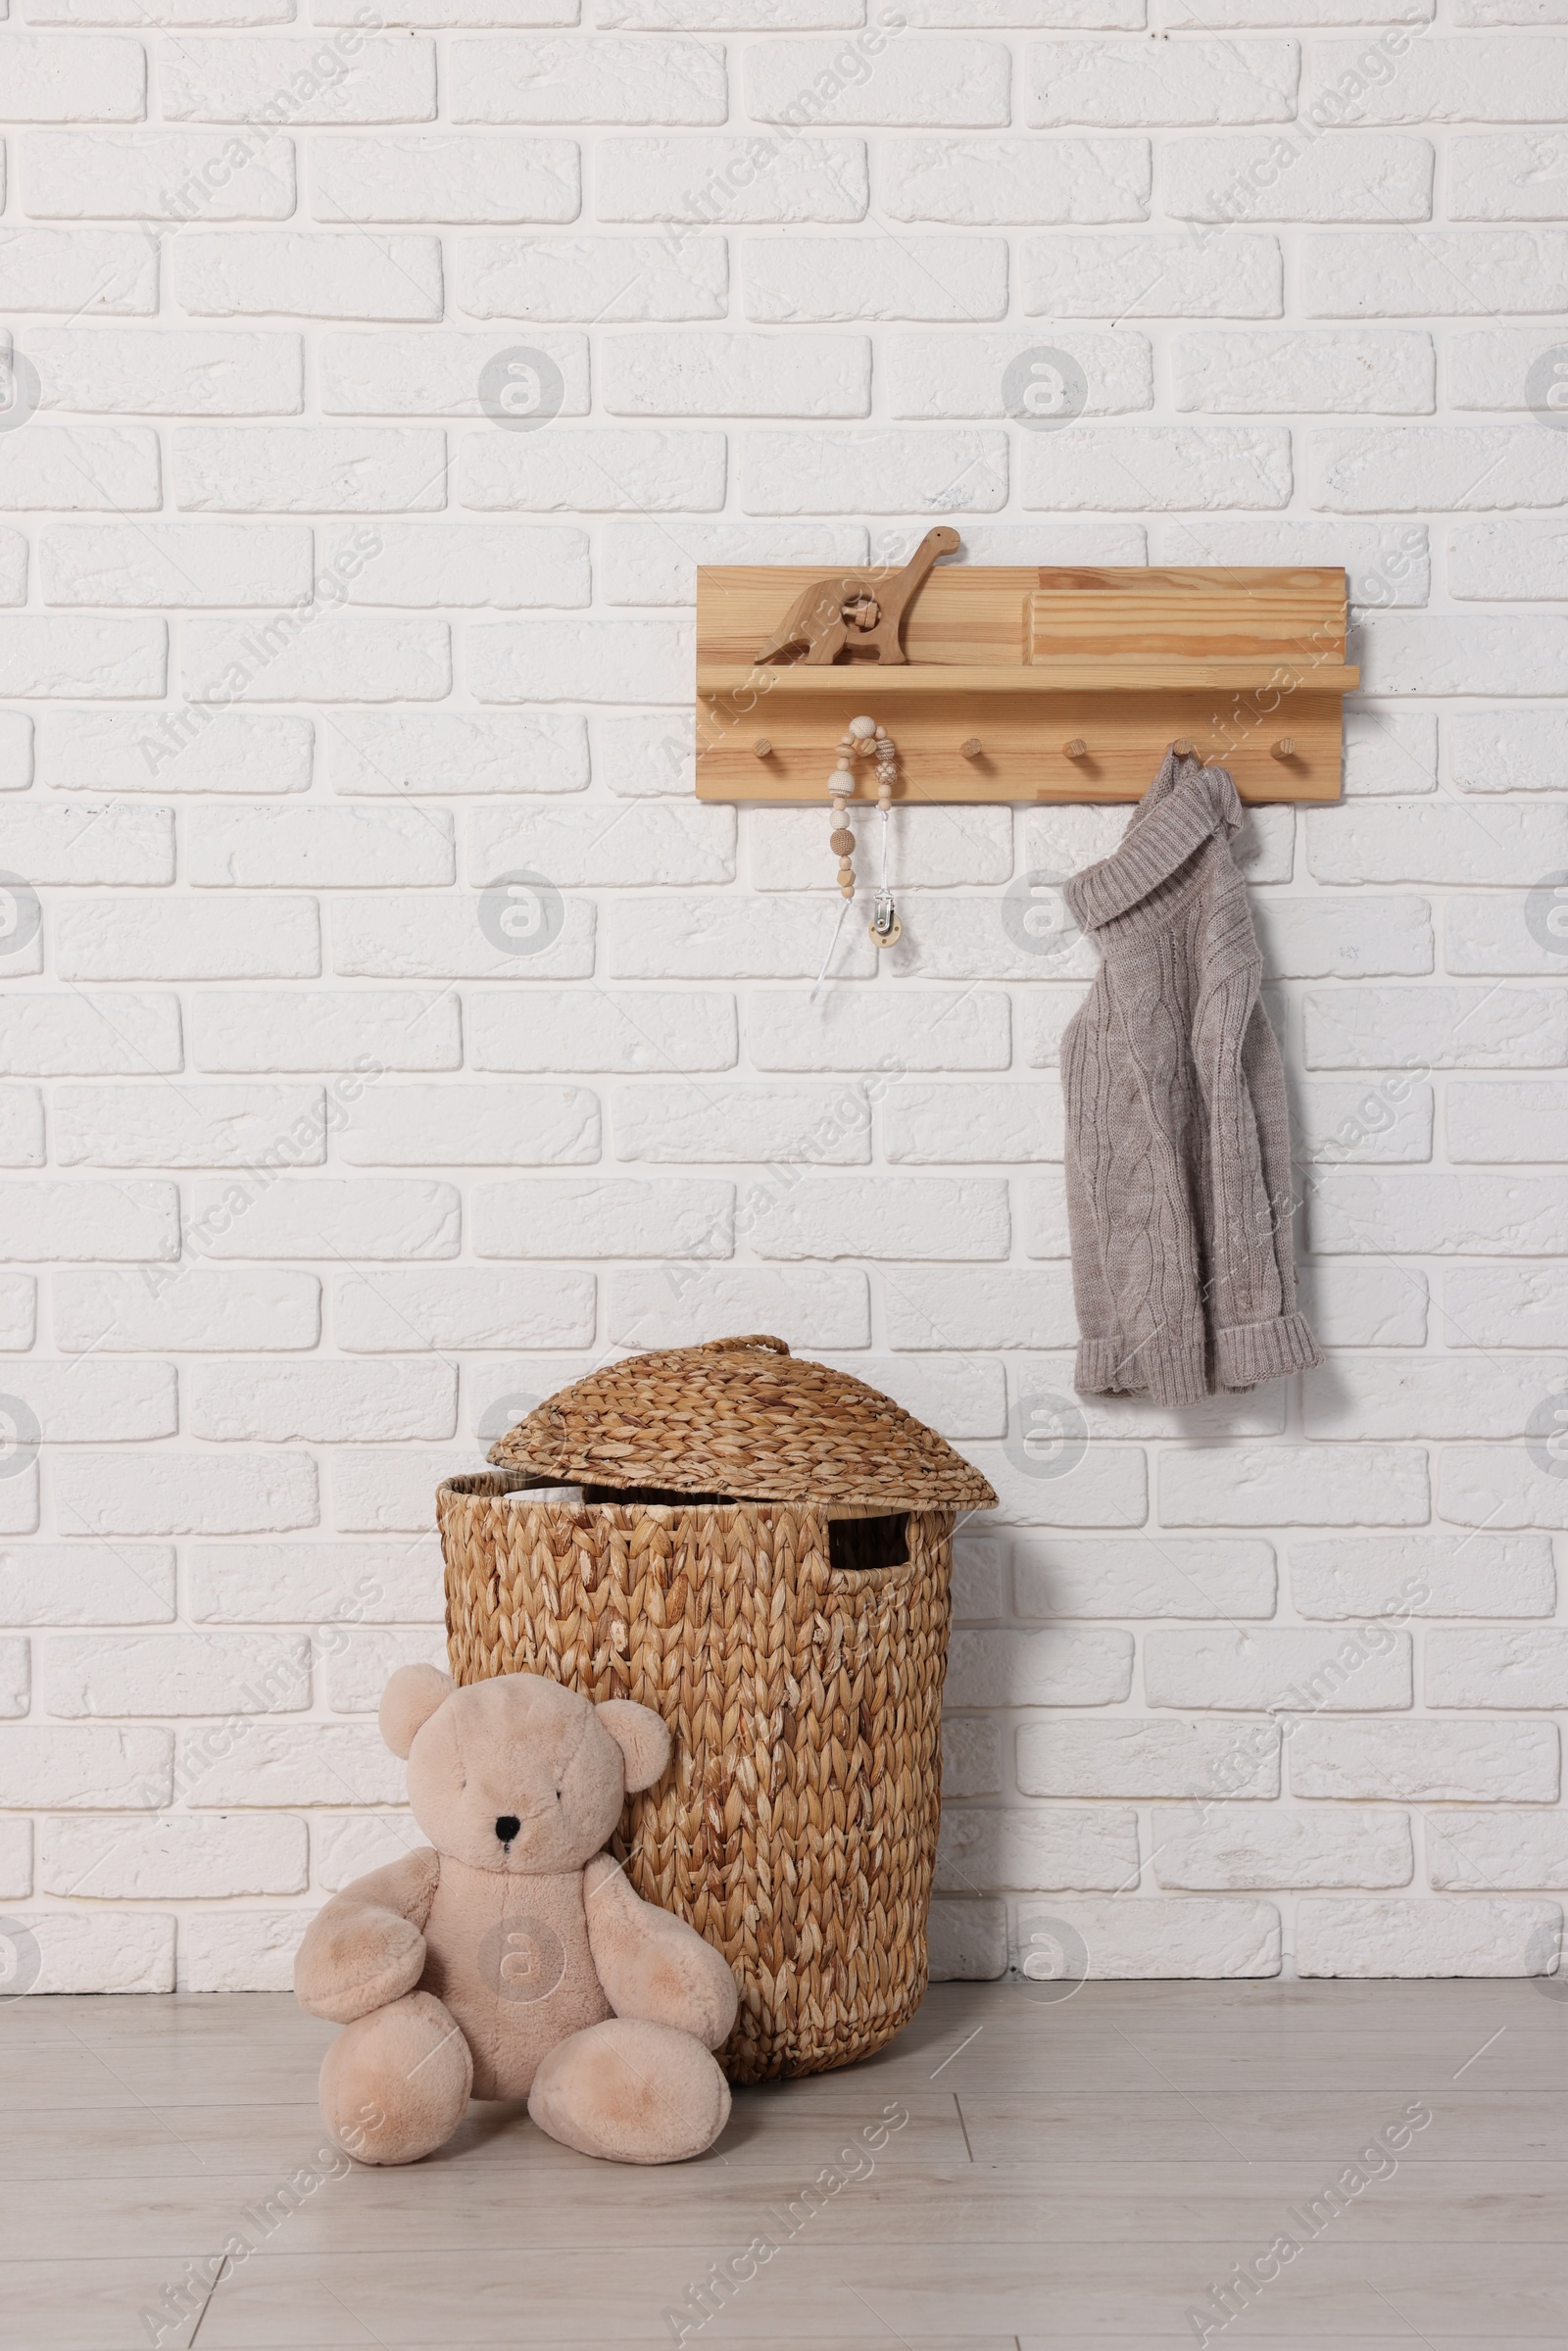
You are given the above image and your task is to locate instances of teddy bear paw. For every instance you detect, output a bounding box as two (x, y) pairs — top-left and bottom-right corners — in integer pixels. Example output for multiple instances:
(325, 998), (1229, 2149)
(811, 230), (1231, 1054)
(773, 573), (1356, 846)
(320, 1990), (473, 2166)
(527, 2019), (731, 2165)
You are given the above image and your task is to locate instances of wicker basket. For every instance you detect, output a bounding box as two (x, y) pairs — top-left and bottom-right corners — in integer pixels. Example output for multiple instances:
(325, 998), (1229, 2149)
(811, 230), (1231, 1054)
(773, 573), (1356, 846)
(436, 1334), (996, 2082)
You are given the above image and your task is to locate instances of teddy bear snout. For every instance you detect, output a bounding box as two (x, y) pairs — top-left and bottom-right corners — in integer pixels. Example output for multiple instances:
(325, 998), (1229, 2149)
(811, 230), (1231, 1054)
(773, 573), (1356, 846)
(494, 1814), (521, 1845)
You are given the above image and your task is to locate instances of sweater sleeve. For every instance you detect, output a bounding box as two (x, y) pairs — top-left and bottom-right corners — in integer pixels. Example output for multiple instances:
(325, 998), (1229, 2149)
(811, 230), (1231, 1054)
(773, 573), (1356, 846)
(1061, 1036), (1125, 1391)
(1200, 979), (1322, 1392)
(1063, 964), (1214, 1409)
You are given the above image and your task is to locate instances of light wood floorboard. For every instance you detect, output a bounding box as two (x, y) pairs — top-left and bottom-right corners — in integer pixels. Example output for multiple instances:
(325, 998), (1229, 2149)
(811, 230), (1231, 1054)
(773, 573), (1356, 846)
(2, 1980), (1564, 2349)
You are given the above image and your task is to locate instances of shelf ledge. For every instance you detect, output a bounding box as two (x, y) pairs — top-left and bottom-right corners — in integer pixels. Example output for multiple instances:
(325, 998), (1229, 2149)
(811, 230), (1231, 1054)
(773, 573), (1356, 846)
(698, 660), (1359, 698)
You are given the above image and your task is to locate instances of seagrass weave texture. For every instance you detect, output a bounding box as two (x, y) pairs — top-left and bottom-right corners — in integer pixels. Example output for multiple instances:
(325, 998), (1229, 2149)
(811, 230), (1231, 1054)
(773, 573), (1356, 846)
(439, 1337), (996, 2082)
(484, 1331), (997, 1511)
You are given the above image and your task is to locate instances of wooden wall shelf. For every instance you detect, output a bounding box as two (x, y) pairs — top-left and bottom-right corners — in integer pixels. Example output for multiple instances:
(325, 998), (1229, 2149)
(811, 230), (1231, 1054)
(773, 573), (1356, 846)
(695, 564), (1356, 805)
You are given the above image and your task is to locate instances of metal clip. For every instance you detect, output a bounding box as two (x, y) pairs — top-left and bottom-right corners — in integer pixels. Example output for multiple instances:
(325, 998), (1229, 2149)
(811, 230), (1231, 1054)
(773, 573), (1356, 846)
(869, 892), (902, 949)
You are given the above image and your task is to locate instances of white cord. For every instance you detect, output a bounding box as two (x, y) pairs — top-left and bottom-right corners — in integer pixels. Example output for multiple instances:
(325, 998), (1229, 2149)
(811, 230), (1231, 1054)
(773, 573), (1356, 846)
(810, 892), (852, 1002)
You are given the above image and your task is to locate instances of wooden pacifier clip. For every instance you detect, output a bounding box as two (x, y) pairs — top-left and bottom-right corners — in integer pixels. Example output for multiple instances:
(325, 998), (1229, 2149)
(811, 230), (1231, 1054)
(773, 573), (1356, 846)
(827, 715), (901, 950)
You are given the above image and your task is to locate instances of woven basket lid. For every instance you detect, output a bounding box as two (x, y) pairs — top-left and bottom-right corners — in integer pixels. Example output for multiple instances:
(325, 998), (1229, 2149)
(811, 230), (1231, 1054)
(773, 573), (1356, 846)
(485, 1334), (997, 1512)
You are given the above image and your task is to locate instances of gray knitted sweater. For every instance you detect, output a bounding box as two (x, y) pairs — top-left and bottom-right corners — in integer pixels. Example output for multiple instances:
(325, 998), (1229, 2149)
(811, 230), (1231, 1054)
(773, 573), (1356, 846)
(1060, 749), (1321, 1409)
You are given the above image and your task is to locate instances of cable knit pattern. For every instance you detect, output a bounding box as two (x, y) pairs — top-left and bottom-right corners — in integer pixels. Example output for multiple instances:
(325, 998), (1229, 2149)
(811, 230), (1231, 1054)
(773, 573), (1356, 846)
(1061, 750), (1322, 1410)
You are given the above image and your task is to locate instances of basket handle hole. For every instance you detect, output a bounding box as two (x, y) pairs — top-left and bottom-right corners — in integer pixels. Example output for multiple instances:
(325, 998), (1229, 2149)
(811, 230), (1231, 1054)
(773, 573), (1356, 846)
(828, 1513), (909, 1577)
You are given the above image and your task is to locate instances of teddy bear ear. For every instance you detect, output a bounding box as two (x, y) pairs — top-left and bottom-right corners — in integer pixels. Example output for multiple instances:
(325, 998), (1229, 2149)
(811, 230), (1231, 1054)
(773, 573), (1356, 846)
(379, 1663), (456, 1759)
(596, 1698), (671, 1793)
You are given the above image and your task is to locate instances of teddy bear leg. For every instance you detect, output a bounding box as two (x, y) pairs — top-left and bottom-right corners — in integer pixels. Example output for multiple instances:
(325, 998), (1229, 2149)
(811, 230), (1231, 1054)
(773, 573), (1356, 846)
(318, 1988), (473, 2167)
(527, 2018), (731, 2166)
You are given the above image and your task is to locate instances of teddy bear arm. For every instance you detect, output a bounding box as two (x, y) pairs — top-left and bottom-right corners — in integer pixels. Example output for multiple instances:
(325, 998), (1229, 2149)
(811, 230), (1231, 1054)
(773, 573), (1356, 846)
(582, 1854), (739, 2053)
(295, 1846), (442, 2025)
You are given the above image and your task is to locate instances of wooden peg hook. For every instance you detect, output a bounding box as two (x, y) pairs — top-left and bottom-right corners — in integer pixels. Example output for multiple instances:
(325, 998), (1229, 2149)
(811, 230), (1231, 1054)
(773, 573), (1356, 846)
(1270, 737), (1297, 760)
(753, 738), (772, 759)
(1062, 738), (1087, 760)
(960, 737), (983, 760)
(1172, 738), (1195, 759)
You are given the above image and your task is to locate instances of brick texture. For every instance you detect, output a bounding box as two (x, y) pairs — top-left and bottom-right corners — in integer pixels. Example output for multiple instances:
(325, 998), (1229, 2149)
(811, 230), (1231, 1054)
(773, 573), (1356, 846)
(0, 7), (1563, 1997)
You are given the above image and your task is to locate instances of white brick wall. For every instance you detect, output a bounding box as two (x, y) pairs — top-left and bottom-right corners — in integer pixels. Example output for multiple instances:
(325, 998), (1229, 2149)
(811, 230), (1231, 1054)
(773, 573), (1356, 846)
(1, 8), (1565, 1998)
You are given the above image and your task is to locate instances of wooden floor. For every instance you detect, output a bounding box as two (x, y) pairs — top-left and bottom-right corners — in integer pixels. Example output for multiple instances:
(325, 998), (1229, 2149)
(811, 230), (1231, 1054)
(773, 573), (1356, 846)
(3, 1977), (1565, 2347)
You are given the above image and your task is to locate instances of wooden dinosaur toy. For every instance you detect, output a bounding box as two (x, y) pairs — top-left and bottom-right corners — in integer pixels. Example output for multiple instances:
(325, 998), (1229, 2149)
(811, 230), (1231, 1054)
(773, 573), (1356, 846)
(754, 526), (960, 666)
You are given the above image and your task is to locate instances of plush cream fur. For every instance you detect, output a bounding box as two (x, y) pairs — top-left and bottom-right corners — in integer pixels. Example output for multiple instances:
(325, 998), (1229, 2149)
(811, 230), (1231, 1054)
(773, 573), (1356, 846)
(295, 1669), (737, 2167)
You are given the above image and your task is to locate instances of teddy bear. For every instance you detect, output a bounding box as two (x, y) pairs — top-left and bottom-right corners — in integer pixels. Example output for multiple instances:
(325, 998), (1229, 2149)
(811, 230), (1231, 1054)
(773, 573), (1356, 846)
(293, 1663), (739, 2166)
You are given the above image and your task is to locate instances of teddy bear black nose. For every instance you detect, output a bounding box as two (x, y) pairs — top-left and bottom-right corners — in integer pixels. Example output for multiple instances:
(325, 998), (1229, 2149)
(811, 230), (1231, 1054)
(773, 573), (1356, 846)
(495, 1815), (520, 1844)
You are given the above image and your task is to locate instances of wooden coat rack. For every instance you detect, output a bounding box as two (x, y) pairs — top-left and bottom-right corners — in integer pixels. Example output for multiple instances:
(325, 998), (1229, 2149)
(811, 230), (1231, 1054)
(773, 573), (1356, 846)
(695, 560), (1357, 805)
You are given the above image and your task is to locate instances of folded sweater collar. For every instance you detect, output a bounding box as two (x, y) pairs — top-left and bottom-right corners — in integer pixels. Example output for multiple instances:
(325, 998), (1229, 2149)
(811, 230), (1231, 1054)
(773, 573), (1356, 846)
(1065, 750), (1244, 932)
